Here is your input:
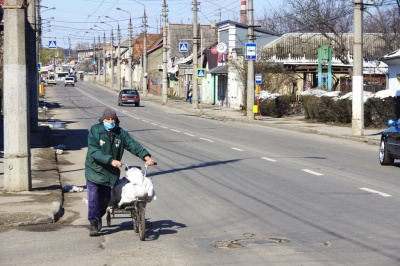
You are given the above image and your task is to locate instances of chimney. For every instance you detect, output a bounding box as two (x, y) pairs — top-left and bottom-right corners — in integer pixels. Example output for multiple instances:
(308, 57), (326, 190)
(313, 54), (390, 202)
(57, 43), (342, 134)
(240, 0), (247, 24)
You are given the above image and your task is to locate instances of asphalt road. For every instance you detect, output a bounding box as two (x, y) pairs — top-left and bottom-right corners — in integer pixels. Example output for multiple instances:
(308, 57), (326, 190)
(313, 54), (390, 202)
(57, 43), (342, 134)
(1, 81), (399, 266)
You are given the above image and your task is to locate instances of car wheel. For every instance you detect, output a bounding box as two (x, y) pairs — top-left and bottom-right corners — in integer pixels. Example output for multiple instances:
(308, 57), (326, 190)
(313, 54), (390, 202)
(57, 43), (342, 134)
(379, 138), (394, 165)
(135, 102), (140, 107)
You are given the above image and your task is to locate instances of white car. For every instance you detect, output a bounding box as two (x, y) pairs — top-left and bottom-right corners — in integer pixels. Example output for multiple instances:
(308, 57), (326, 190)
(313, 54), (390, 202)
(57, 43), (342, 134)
(64, 77), (75, 87)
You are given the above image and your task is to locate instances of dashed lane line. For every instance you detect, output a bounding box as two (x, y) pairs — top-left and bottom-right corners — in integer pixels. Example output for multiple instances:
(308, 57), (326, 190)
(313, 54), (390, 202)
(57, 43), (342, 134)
(170, 129), (180, 132)
(262, 157), (276, 162)
(302, 169), (324, 176)
(185, 133), (196, 137)
(200, 138), (214, 142)
(231, 147), (244, 151)
(360, 187), (392, 197)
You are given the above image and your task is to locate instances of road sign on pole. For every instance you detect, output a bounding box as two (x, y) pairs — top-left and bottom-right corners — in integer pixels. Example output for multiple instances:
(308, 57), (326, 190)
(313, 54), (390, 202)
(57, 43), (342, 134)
(255, 73), (262, 84)
(197, 68), (206, 79)
(48, 40), (57, 49)
(245, 43), (257, 60)
(179, 42), (189, 53)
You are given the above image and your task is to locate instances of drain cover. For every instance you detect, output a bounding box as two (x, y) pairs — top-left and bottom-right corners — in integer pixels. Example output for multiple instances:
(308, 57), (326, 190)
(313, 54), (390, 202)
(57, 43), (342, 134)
(213, 237), (290, 249)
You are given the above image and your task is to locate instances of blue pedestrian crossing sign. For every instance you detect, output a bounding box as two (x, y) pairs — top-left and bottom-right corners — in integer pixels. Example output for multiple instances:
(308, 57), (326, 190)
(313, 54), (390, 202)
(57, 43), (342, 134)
(48, 40), (57, 49)
(38, 63), (42, 73)
(179, 42), (189, 53)
(197, 68), (206, 79)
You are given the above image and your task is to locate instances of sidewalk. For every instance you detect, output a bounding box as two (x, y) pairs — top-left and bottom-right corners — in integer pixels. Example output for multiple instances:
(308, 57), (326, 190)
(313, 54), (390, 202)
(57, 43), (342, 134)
(0, 92), (384, 228)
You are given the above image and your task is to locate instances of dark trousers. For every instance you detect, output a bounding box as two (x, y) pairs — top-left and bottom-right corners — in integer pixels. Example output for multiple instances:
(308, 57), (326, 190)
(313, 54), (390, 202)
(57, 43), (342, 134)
(87, 180), (111, 221)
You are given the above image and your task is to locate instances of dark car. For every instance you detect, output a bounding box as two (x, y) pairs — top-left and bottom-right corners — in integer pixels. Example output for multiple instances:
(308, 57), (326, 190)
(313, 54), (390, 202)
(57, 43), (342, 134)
(69, 74), (78, 82)
(379, 119), (400, 165)
(118, 89), (140, 107)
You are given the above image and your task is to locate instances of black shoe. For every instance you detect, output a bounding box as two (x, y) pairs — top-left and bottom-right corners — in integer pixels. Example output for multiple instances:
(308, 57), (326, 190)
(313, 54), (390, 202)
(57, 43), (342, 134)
(89, 221), (99, 237)
(98, 219), (102, 231)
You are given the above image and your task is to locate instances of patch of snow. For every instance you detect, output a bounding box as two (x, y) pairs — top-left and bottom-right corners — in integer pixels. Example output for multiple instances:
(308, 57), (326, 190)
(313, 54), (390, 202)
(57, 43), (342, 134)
(373, 89), (400, 99)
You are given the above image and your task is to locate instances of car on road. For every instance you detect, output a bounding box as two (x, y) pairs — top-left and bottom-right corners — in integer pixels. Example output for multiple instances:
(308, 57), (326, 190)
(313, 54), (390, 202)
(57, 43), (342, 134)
(379, 118), (400, 165)
(64, 77), (75, 87)
(118, 89), (140, 107)
(68, 74), (78, 82)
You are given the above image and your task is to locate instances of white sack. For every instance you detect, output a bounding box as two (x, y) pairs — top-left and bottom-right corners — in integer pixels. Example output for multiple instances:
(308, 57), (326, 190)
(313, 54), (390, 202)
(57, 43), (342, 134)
(118, 182), (137, 207)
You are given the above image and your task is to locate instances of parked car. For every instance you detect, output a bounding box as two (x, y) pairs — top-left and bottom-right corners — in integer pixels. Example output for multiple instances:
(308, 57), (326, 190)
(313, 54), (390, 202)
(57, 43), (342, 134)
(379, 119), (400, 165)
(64, 77), (75, 87)
(69, 74), (77, 82)
(118, 89), (140, 106)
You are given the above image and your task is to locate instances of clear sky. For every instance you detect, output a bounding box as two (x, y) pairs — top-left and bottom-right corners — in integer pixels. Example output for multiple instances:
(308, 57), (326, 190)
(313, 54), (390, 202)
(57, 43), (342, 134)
(39, 0), (280, 49)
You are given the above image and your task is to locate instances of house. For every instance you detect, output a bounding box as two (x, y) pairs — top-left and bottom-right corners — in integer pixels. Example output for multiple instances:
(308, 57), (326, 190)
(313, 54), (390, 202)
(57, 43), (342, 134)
(379, 49), (400, 90)
(209, 20), (279, 109)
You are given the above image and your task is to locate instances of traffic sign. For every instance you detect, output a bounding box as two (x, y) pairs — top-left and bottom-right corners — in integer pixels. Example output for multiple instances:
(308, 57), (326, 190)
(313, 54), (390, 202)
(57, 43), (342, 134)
(48, 40), (57, 49)
(246, 43), (257, 60)
(37, 63), (42, 73)
(255, 73), (262, 84)
(197, 68), (206, 79)
(179, 42), (189, 53)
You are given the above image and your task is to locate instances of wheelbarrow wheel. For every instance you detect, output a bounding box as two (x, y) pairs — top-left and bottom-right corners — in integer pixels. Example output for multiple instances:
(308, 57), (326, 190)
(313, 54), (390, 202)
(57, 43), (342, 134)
(106, 210), (112, 227)
(137, 202), (146, 241)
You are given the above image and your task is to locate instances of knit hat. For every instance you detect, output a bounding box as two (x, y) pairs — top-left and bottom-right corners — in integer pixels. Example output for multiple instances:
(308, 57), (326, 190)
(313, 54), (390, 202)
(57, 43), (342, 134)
(101, 108), (117, 120)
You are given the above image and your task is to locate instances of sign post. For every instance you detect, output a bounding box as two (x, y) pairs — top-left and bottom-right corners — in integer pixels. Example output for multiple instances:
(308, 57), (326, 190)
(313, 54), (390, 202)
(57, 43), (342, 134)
(245, 43), (257, 60)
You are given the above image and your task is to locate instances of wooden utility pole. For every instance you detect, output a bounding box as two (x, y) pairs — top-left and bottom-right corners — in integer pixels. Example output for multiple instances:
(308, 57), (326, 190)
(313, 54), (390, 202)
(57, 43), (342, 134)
(4, 0), (32, 191)
(352, 0), (364, 136)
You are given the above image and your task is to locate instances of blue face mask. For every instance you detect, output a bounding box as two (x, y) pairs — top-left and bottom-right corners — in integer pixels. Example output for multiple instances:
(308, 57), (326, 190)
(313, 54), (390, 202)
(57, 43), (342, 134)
(104, 122), (116, 131)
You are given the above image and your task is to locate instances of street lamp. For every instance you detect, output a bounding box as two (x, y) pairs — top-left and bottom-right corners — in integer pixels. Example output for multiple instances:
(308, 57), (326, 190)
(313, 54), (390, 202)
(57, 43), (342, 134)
(116, 7), (133, 88)
(40, 7), (55, 13)
(101, 21), (115, 87)
(105, 16), (122, 90)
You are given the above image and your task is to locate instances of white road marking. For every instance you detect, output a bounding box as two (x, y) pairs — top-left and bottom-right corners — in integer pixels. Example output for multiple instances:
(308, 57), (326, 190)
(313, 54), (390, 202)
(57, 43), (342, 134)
(151, 123), (158, 126)
(302, 169), (324, 176)
(262, 157), (276, 162)
(231, 148), (243, 151)
(200, 137), (214, 142)
(360, 187), (392, 197)
(170, 129), (180, 132)
(185, 133), (195, 137)
(142, 120), (149, 123)
(160, 126), (168, 129)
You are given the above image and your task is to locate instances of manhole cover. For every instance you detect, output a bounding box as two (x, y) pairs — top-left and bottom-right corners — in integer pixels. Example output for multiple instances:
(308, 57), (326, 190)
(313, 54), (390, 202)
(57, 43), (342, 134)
(212, 237), (290, 249)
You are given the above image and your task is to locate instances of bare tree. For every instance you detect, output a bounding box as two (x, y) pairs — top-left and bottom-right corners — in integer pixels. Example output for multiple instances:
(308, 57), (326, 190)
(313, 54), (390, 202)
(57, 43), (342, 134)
(257, 0), (400, 62)
(257, 0), (354, 64)
(364, 0), (400, 56)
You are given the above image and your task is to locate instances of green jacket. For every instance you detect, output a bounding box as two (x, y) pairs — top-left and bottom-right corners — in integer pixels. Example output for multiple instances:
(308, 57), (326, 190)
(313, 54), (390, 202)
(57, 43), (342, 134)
(85, 118), (151, 187)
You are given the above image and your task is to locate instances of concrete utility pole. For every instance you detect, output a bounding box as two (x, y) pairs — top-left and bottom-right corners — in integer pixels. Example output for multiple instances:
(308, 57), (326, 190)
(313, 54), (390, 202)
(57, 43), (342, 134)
(4, 0), (32, 191)
(103, 32), (106, 85)
(101, 21), (115, 87)
(142, 10), (148, 96)
(128, 17), (132, 88)
(110, 30), (115, 87)
(352, 0), (364, 136)
(27, 0), (38, 132)
(246, 0), (255, 120)
(117, 24), (121, 90)
(192, 0), (199, 109)
(162, 0), (168, 103)
(97, 35), (101, 82)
